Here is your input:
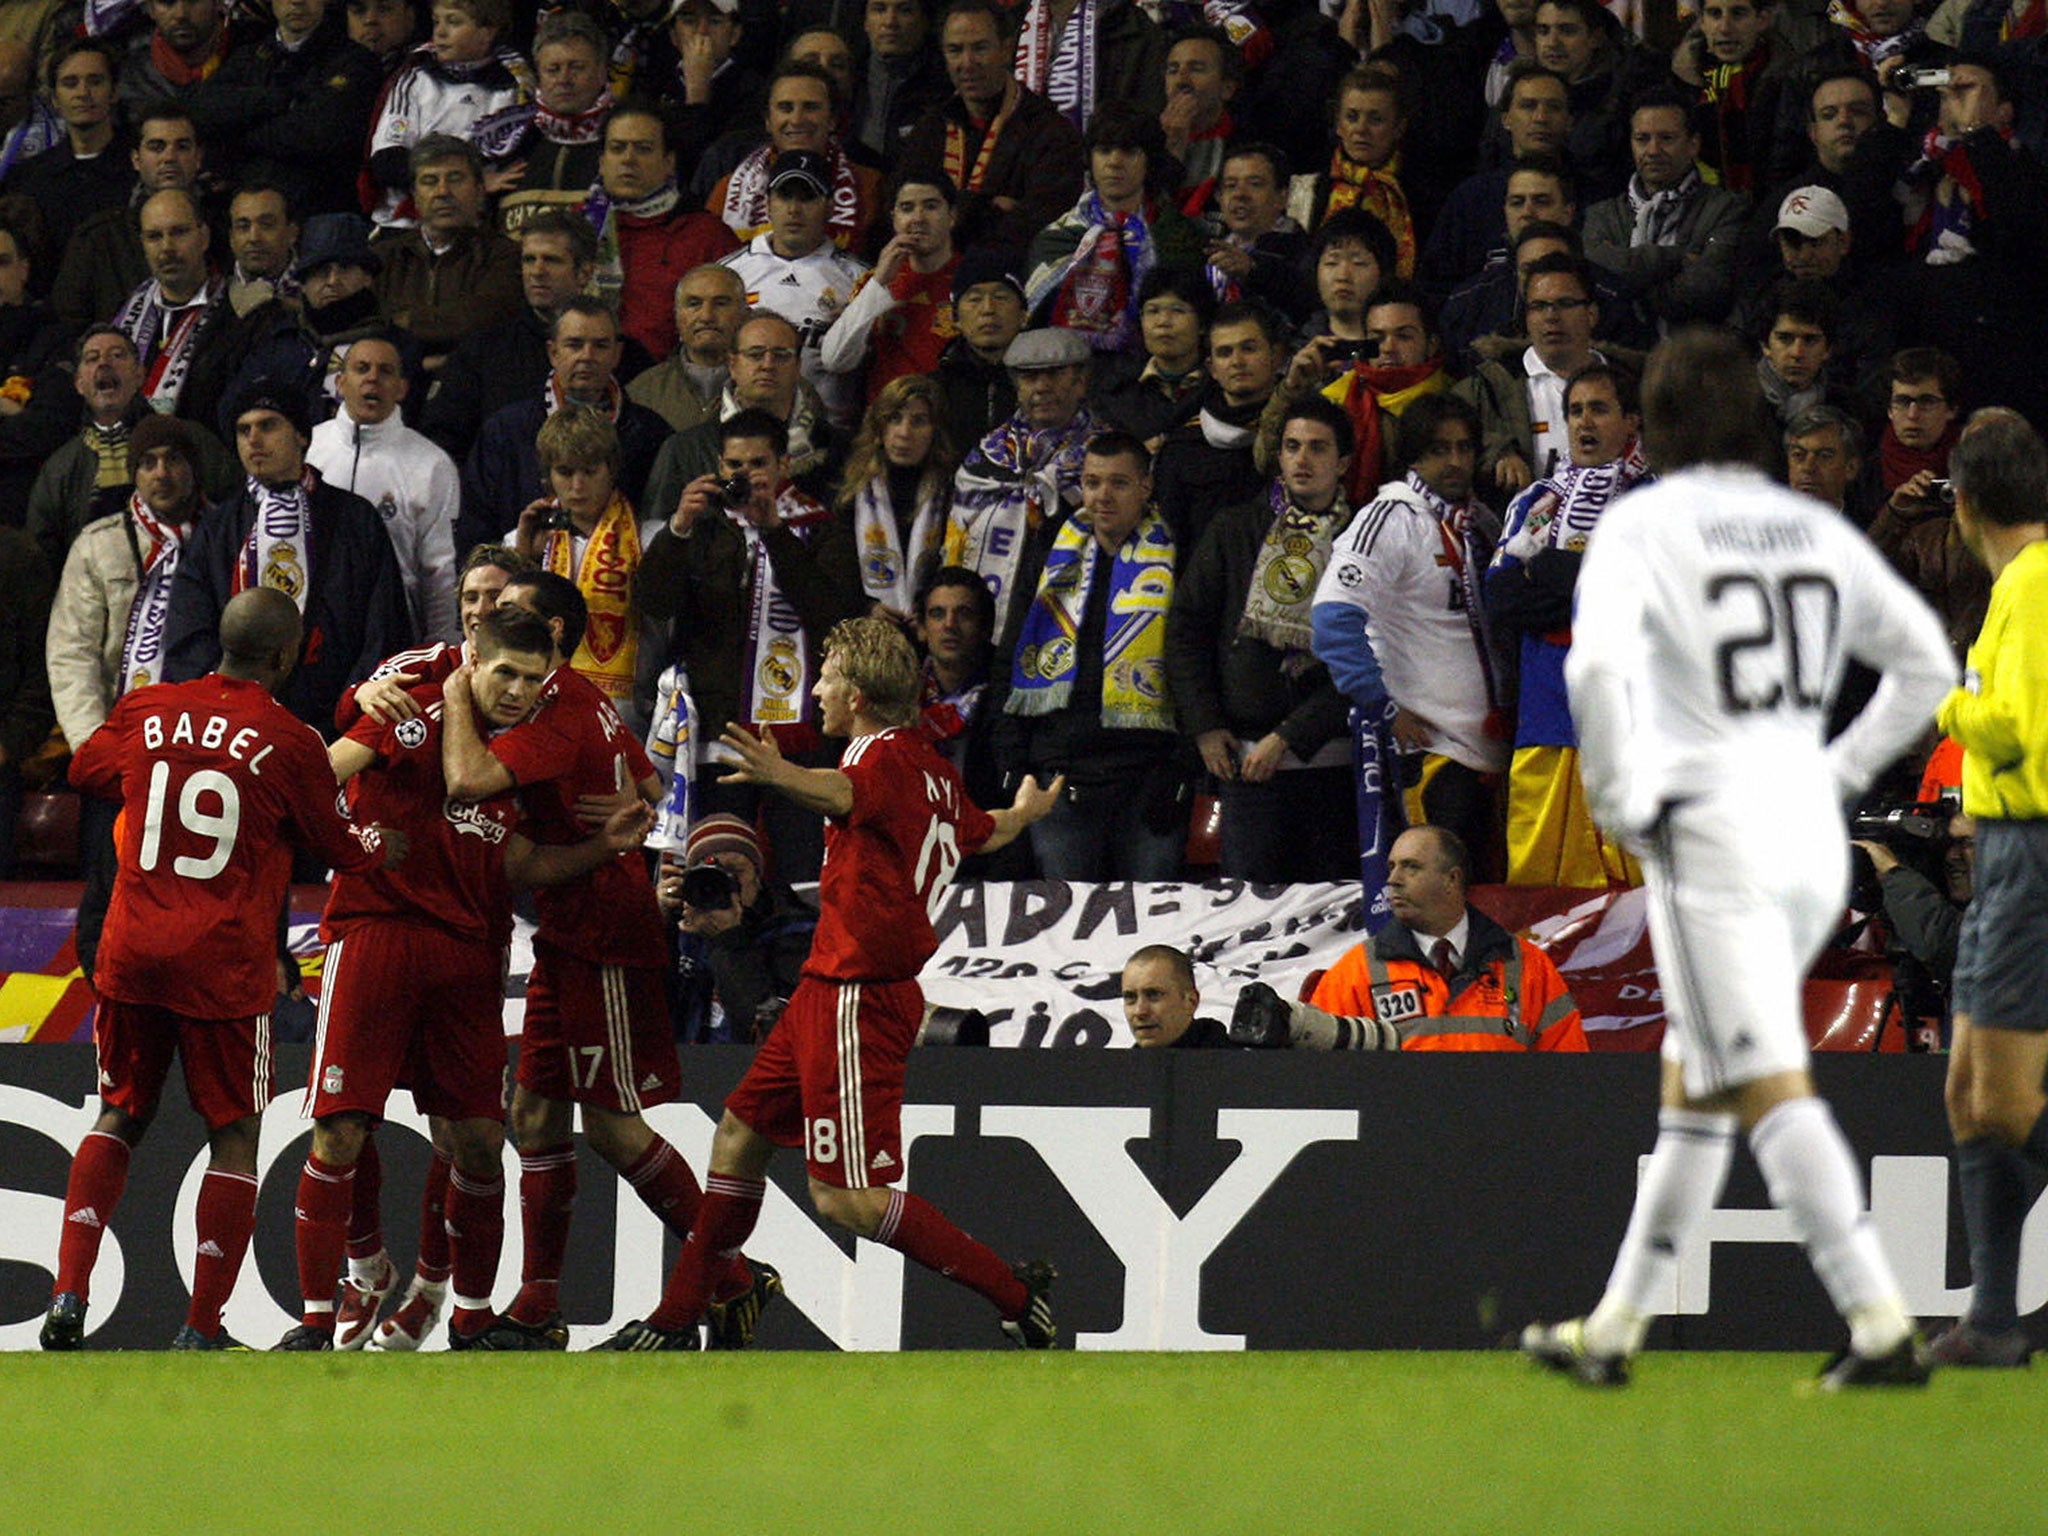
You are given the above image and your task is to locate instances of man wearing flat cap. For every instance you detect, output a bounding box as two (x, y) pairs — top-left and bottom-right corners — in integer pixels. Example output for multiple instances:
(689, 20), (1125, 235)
(163, 375), (412, 737)
(718, 148), (872, 429)
(946, 324), (1098, 650)
(221, 212), (428, 439)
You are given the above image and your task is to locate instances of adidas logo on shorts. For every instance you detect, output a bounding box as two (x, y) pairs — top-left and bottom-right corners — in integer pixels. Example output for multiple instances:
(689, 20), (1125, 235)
(67, 1207), (101, 1228)
(197, 1240), (224, 1258)
(640, 1073), (661, 1092)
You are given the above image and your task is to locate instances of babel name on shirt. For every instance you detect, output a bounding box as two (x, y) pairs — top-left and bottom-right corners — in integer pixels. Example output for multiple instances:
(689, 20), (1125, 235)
(140, 711), (278, 775)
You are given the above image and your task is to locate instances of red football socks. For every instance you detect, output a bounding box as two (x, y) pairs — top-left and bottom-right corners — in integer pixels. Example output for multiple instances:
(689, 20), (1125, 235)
(446, 1164), (505, 1334)
(876, 1189), (1026, 1316)
(646, 1174), (764, 1331)
(508, 1144), (576, 1325)
(187, 1167), (258, 1336)
(293, 1153), (355, 1330)
(622, 1136), (703, 1239)
(415, 1148), (453, 1285)
(54, 1130), (131, 1302)
(344, 1134), (384, 1263)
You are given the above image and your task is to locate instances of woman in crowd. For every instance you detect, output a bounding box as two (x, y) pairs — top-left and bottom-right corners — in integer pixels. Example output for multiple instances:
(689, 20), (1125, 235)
(837, 373), (958, 624)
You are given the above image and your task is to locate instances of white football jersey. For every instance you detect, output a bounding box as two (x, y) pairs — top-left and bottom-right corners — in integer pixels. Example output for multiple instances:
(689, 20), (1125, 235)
(722, 236), (872, 430)
(1565, 465), (1955, 833)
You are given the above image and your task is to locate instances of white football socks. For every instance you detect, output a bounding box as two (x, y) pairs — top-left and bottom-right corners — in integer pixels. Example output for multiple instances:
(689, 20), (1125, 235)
(1750, 1096), (1911, 1358)
(1585, 1108), (1737, 1358)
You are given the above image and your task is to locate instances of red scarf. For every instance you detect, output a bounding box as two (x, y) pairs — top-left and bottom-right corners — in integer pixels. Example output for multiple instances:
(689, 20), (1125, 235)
(152, 25), (231, 86)
(943, 82), (1019, 196)
(1325, 152), (1415, 276)
(1339, 357), (1445, 503)
(1879, 420), (1961, 493)
(1701, 45), (1772, 192)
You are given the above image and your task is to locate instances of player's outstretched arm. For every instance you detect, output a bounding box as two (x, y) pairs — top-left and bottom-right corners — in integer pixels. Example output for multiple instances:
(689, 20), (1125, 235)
(329, 737), (378, 785)
(718, 723), (854, 815)
(505, 801), (656, 888)
(982, 772), (1066, 853)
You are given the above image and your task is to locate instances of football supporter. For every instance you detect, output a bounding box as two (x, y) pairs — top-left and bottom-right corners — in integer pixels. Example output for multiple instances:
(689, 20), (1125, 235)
(1231, 824), (1587, 1052)
(275, 607), (652, 1351)
(437, 570), (770, 1350)
(42, 588), (405, 1352)
(819, 170), (965, 407)
(597, 615), (1065, 1350)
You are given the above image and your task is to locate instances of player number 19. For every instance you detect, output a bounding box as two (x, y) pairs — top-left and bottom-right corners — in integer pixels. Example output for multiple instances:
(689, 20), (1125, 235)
(138, 761), (243, 879)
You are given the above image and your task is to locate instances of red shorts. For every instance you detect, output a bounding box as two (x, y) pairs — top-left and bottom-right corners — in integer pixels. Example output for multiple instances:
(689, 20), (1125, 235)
(517, 940), (678, 1113)
(94, 997), (270, 1132)
(308, 922), (509, 1124)
(725, 975), (919, 1189)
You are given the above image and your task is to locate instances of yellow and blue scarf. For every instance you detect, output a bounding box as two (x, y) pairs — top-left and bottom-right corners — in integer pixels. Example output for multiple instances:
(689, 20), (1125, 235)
(1008, 507), (1175, 731)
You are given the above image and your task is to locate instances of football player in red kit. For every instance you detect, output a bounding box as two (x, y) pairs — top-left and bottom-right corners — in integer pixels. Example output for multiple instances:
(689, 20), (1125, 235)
(43, 590), (407, 1351)
(323, 545), (534, 1352)
(598, 615), (1065, 1351)
(437, 571), (767, 1349)
(275, 609), (656, 1350)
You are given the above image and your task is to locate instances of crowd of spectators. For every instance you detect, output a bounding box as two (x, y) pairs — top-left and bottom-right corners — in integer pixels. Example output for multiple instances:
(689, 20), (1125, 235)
(4, 0), (2027, 943)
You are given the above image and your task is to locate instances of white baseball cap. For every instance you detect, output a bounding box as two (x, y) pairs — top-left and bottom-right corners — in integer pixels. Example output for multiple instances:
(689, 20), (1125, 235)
(1776, 186), (1850, 238)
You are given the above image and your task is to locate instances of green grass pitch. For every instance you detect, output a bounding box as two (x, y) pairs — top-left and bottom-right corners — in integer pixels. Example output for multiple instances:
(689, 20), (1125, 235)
(4, 1350), (2043, 1535)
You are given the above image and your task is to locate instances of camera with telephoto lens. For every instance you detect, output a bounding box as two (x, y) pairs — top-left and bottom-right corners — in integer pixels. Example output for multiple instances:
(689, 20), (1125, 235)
(1891, 66), (1952, 90)
(679, 860), (740, 910)
(718, 474), (756, 509)
(1849, 798), (1956, 900)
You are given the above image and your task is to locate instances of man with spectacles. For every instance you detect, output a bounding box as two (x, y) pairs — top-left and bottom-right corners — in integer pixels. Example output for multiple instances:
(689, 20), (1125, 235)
(1868, 347), (1987, 657)
(1458, 253), (1610, 496)
(642, 309), (841, 520)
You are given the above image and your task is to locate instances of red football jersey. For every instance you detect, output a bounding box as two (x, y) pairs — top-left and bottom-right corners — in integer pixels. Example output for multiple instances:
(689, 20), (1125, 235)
(324, 683), (520, 947)
(806, 727), (994, 983)
(69, 674), (386, 1017)
(333, 640), (462, 733)
(489, 667), (666, 967)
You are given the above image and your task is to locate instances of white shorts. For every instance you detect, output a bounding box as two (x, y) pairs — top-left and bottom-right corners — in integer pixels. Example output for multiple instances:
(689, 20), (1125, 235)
(1639, 784), (1845, 1099)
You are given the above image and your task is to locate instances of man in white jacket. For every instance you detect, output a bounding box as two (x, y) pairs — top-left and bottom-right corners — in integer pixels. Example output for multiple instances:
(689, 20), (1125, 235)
(308, 334), (462, 644)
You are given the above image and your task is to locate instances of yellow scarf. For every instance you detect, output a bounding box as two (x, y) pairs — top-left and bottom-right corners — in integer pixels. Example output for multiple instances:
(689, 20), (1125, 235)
(542, 492), (642, 702)
(1325, 150), (1415, 277)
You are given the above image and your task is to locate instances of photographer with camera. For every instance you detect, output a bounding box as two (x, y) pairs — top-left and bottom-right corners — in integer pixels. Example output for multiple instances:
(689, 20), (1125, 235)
(1262, 275), (1451, 507)
(636, 407), (867, 881)
(1851, 801), (1974, 1002)
(659, 813), (818, 1046)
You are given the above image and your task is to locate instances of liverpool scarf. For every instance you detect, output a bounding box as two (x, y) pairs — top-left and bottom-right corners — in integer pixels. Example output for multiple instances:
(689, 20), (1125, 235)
(540, 491), (642, 702)
(1324, 151), (1416, 276)
(1023, 189), (1158, 352)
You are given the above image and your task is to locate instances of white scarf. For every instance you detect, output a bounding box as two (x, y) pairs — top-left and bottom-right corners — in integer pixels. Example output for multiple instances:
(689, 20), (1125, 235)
(646, 661), (697, 854)
(235, 468), (317, 613)
(114, 275), (225, 412)
(735, 486), (834, 729)
(116, 494), (188, 694)
(1625, 168), (1702, 249)
(852, 473), (946, 613)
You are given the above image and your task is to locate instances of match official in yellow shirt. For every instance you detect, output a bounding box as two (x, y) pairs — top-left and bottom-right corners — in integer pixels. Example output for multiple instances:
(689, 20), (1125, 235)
(1930, 409), (2048, 1368)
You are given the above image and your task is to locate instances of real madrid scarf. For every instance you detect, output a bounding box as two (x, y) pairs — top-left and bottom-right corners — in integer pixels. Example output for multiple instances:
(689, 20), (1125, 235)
(586, 177), (682, 309)
(473, 88), (618, 158)
(115, 276), (225, 413)
(735, 486), (835, 730)
(116, 494), (188, 694)
(1324, 151), (1415, 277)
(646, 661), (697, 855)
(852, 470), (946, 614)
(719, 143), (866, 248)
(947, 407), (1096, 604)
(1494, 441), (1648, 575)
(1238, 482), (1346, 661)
(540, 491), (642, 702)
(232, 468), (318, 612)
(1015, 0), (1099, 132)
(1023, 189), (1157, 353)
(1007, 506), (1175, 730)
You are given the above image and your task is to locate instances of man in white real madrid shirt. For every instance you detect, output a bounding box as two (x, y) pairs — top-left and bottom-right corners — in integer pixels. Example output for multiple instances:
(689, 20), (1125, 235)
(720, 149), (871, 432)
(308, 334), (462, 645)
(1522, 328), (1956, 1390)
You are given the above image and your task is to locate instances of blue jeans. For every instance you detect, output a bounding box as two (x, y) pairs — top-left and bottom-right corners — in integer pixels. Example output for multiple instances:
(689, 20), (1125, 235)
(1029, 781), (1187, 880)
